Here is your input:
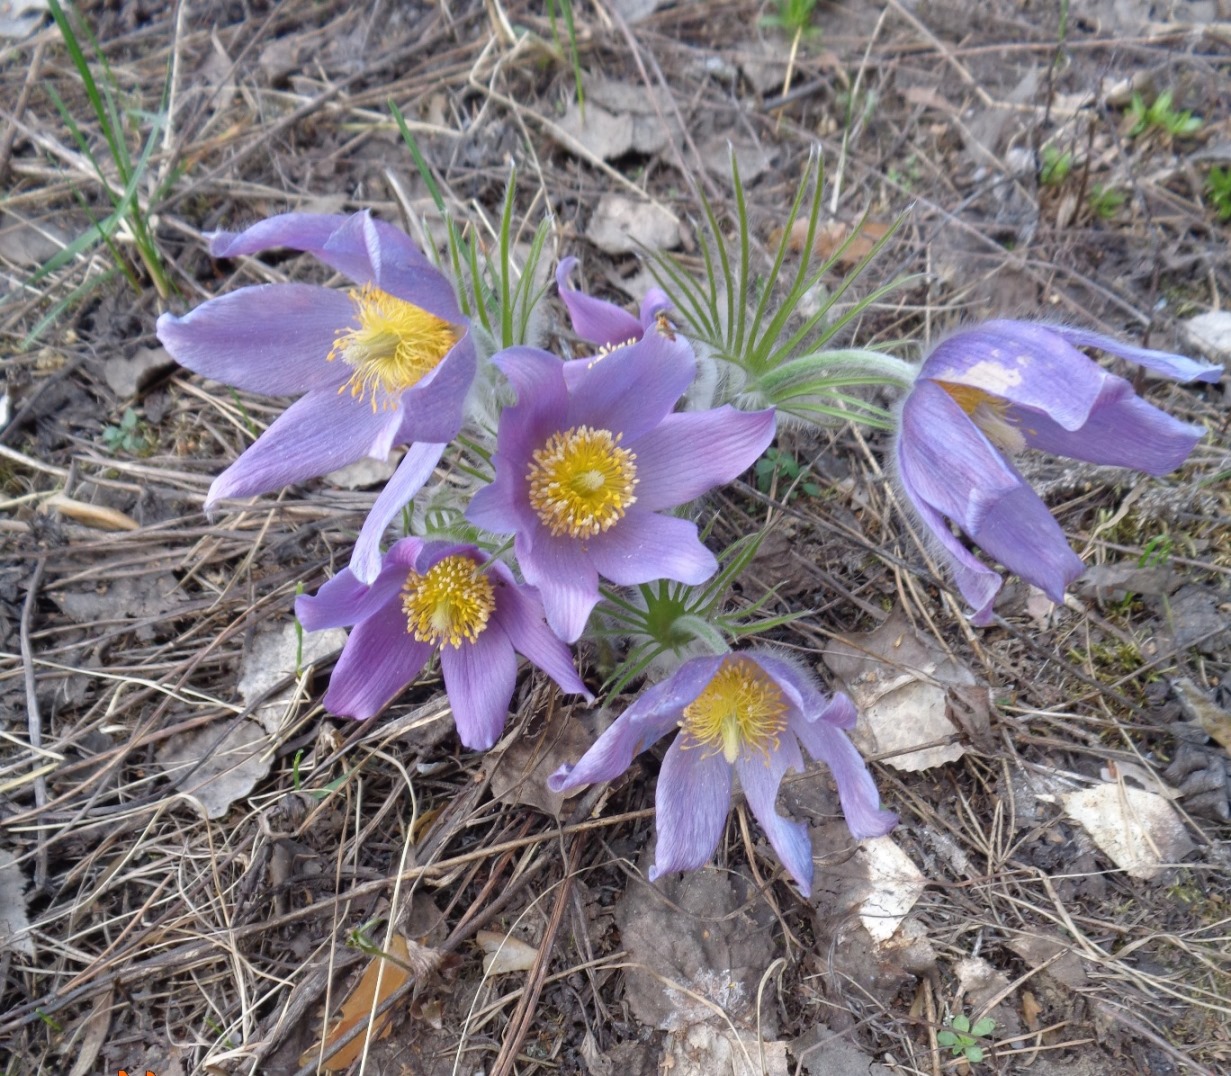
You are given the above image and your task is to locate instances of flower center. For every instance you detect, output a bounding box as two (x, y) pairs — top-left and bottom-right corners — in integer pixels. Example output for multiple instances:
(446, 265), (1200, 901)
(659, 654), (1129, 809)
(679, 657), (789, 764)
(936, 381), (1026, 454)
(401, 555), (495, 649)
(328, 285), (457, 410)
(526, 426), (638, 539)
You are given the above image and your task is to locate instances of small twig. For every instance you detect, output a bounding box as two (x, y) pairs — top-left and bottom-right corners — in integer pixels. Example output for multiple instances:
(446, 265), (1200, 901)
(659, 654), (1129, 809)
(0, 39), (45, 187)
(20, 555), (49, 891)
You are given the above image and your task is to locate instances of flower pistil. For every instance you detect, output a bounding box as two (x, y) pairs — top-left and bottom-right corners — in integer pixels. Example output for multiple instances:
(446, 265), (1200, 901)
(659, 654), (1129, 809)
(679, 657), (788, 764)
(527, 426), (638, 538)
(401, 555), (495, 649)
(329, 284), (457, 410)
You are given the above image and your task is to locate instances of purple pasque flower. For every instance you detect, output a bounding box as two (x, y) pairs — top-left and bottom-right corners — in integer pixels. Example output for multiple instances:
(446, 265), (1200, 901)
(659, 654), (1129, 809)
(157, 211), (475, 578)
(549, 651), (896, 897)
(556, 256), (670, 349)
(295, 537), (592, 751)
(465, 332), (776, 644)
(894, 320), (1221, 625)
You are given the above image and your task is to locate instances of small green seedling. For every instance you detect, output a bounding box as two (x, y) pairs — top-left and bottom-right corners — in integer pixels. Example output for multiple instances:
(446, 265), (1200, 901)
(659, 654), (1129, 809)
(1127, 89), (1203, 139)
(1039, 145), (1073, 186)
(761, 0), (821, 36)
(1138, 533), (1174, 569)
(754, 447), (822, 501)
(1205, 166), (1231, 221)
(937, 1013), (995, 1065)
(1088, 184), (1125, 220)
(101, 408), (154, 455)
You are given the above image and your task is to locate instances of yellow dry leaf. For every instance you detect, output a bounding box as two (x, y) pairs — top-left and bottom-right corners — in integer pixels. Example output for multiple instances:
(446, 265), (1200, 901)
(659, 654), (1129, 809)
(46, 494), (139, 531)
(476, 929), (539, 975)
(301, 935), (410, 1071)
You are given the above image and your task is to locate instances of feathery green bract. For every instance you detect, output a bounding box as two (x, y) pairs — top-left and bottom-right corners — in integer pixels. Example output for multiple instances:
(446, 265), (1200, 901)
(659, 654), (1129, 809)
(648, 149), (918, 429)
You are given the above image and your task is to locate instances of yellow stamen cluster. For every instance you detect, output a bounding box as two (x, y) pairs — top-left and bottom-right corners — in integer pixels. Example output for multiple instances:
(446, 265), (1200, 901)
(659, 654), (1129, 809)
(679, 658), (789, 764)
(936, 380), (1026, 454)
(401, 555), (495, 649)
(327, 285), (457, 411)
(527, 426), (638, 539)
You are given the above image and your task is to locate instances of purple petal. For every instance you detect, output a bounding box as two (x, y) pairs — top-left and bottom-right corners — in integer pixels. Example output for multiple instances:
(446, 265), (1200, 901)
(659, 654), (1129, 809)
(321, 599), (432, 720)
(638, 287), (671, 327)
(737, 745), (813, 896)
(489, 568), (593, 701)
(897, 381), (1022, 534)
(740, 652), (814, 716)
(904, 490), (1005, 625)
(548, 655), (723, 793)
(440, 630), (518, 750)
(209, 213), (352, 259)
(632, 407), (776, 510)
(921, 321), (1116, 432)
(791, 715), (897, 841)
(295, 556), (415, 631)
(556, 257), (644, 348)
(1048, 325), (1223, 384)
(586, 511), (718, 587)
(648, 741), (732, 880)
(156, 286), (353, 396)
(206, 388), (401, 508)
(564, 331), (697, 443)
(1014, 390), (1206, 475)
(514, 531), (601, 644)
(349, 442), (448, 583)
(393, 333), (475, 444)
(964, 478), (1085, 606)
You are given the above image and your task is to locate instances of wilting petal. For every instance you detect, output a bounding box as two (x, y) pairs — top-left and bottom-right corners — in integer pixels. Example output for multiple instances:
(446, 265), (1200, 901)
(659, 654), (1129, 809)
(792, 716), (897, 841)
(1049, 325), (1223, 384)
(441, 631), (518, 750)
(295, 557), (414, 631)
(206, 389), (400, 507)
(737, 745), (813, 896)
(649, 742), (732, 880)
(632, 407), (776, 510)
(490, 568), (592, 701)
(516, 532), (601, 644)
(897, 381), (1023, 534)
(585, 511), (717, 587)
(349, 441), (448, 583)
(322, 599), (432, 720)
(565, 330), (695, 442)
(157, 285), (352, 396)
(1016, 389), (1206, 475)
(906, 492), (1005, 624)
(964, 479), (1084, 605)
(556, 257), (644, 348)
(549, 656), (722, 793)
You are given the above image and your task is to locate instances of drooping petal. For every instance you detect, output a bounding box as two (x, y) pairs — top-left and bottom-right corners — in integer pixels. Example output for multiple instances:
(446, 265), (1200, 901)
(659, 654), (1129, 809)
(897, 381), (1026, 535)
(393, 332), (476, 444)
(349, 441), (448, 583)
(440, 629), (518, 750)
(902, 489), (1005, 624)
(920, 321), (1116, 432)
(791, 714), (897, 841)
(489, 566), (593, 701)
(206, 388), (401, 508)
(737, 744), (814, 896)
(514, 531), (601, 644)
(564, 330), (696, 443)
(631, 407), (776, 510)
(585, 511), (717, 587)
(556, 257), (644, 348)
(156, 285), (353, 396)
(1048, 325), (1223, 384)
(209, 213), (351, 260)
(295, 555), (416, 631)
(321, 599), (432, 720)
(1014, 389), (1206, 475)
(963, 478), (1085, 605)
(549, 656), (722, 793)
(648, 741), (732, 880)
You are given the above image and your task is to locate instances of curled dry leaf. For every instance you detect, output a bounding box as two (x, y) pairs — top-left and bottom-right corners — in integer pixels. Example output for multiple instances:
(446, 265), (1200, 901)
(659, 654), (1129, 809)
(476, 929), (539, 975)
